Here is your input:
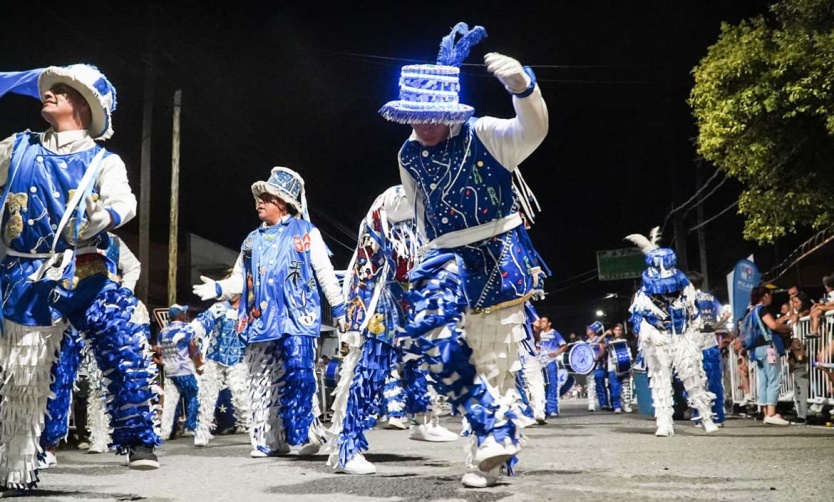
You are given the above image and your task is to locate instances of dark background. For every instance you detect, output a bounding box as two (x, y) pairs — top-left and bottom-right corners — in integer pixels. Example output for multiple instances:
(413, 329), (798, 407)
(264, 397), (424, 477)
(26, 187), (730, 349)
(2, 0), (797, 333)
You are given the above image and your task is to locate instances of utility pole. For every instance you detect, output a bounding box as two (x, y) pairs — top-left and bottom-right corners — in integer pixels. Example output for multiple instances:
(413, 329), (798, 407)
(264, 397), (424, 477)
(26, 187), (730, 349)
(696, 162), (709, 290)
(168, 89), (182, 306)
(137, 5), (155, 305)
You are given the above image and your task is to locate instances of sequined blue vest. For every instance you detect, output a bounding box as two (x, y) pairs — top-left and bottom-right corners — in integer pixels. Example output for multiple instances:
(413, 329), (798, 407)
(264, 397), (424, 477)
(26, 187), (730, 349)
(237, 218), (322, 343)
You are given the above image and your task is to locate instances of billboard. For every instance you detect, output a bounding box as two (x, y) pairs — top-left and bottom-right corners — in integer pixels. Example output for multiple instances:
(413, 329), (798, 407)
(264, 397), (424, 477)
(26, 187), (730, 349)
(596, 248), (646, 281)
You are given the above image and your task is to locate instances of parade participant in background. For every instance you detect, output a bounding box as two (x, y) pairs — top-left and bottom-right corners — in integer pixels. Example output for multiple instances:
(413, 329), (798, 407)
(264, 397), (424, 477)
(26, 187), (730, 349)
(626, 228), (718, 437)
(193, 167), (346, 457)
(158, 305), (202, 439)
(516, 304), (547, 424)
(327, 185), (456, 476)
(535, 315), (567, 418)
(602, 323), (632, 414)
(191, 287), (251, 447)
(585, 322), (608, 412)
(380, 22), (549, 487)
(688, 272), (729, 427)
(0, 64), (159, 491)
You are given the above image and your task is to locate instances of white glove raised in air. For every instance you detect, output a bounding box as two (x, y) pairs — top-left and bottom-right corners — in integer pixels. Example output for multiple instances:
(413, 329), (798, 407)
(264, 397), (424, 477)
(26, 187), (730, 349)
(80, 195), (112, 239)
(484, 52), (532, 94)
(193, 275), (219, 301)
(336, 316), (347, 333)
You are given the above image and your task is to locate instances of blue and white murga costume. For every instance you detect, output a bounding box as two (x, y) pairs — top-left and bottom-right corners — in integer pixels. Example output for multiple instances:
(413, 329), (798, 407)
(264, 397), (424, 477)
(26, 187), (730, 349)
(626, 229), (717, 437)
(693, 289), (726, 425)
(41, 234), (146, 455)
(325, 186), (454, 475)
(516, 303), (546, 423)
(537, 328), (566, 417)
(194, 167), (345, 457)
(191, 300), (251, 446)
(158, 316), (200, 438)
(0, 64), (159, 488)
(380, 23), (549, 487)
(584, 322), (606, 412)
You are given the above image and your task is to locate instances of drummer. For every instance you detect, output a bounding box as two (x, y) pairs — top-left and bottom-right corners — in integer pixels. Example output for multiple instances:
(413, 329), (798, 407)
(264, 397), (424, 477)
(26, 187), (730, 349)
(602, 323), (633, 414)
(535, 316), (567, 418)
(585, 322), (610, 412)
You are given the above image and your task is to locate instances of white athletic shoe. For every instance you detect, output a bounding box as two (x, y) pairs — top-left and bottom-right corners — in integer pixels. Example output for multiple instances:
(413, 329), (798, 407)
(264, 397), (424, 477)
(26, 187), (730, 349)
(763, 415), (790, 426)
(614, 408), (622, 414)
(194, 435), (209, 447)
(461, 466), (500, 488)
(38, 451), (58, 469)
(472, 436), (518, 472)
(386, 417), (408, 430)
(250, 443), (291, 457)
(655, 425), (675, 437)
(623, 404), (633, 413)
(336, 453), (376, 475)
(409, 423), (458, 442)
(702, 420), (719, 434)
(298, 439), (322, 456)
(588, 405), (596, 412)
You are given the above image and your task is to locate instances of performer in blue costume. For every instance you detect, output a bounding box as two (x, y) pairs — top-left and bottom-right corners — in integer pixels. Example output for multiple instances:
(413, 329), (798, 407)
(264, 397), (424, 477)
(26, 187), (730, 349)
(379, 23), (550, 488)
(193, 167), (346, 457)
(535, 316), (567, 418)
(585, 321), (609, 412)
(158, 304), (202, 439)
(626, 228), (718, 437)
(688, 272), (729, 427)
(191, 290), (251, 447)
(0, 64), (160, 491)
(326, 186), (456, 475)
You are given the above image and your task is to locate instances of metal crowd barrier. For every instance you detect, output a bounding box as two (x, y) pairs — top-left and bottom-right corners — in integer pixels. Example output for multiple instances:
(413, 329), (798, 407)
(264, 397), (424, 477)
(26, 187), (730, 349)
(726, 310), (834, 408)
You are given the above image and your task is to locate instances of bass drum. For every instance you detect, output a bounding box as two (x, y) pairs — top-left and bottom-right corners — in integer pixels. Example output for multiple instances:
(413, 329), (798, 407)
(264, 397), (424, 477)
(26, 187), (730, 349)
(557, 367), (575, 397)
(559, 342), (595, 375)
(608, 339), (633, 375)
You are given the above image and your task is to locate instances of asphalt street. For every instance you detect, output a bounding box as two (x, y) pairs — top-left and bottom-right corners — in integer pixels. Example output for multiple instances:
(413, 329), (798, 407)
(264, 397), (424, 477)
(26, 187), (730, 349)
(29, 400), (834, 502)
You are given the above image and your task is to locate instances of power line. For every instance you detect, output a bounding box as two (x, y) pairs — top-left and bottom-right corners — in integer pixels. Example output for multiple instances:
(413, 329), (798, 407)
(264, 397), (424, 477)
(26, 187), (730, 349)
(547, 275), (597, 294)
(549, 268), (597, 287)
(687, 200), (738, 233)
(761, 225), (834, 282)
(681, 174), (729, 219)
(661, 169), (724, 234)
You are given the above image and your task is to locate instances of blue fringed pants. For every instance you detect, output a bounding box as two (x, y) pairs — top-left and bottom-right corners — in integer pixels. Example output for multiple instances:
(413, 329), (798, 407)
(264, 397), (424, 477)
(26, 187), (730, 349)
(41, 328), (84, 450)
(169, 375), (199, 432)
(594, 368), (610, 409)
(247, 335), (319, 452)
(693, 346), (725, 424)
(543, 361), (560, 415)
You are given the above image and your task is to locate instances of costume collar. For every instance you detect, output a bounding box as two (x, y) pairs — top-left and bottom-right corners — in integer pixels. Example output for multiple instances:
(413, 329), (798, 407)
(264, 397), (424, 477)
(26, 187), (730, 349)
(41, 128), (93, 153)
(407, 122), (464, 146)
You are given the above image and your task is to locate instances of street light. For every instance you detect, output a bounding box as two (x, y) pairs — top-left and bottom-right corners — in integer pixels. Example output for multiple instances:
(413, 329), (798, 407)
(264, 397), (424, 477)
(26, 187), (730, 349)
(595, 310), (605, 317)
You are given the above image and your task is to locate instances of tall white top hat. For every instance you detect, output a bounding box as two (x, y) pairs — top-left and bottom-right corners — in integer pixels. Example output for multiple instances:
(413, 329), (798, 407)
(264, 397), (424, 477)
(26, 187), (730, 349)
(38, 64), (117, 140)
(251, 167), (309, 221)
(379, 22), (487, 125)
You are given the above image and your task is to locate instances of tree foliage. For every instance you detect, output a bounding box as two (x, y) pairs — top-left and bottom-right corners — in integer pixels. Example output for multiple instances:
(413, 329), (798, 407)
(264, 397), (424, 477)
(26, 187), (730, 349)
(690, 0), (834, 243)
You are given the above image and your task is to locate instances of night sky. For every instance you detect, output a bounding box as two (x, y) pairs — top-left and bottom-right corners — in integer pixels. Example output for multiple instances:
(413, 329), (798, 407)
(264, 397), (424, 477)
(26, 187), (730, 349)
(0, 1), (782, 332)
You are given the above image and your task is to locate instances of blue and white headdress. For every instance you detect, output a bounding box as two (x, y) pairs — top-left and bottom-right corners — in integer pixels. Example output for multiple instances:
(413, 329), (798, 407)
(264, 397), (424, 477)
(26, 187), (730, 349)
(587, 321), (604, 335)
(625, 227), (690, 295)
(251, 166), (309, 221)
(0, 64), (118, 140)
(379, 22), (487, 125)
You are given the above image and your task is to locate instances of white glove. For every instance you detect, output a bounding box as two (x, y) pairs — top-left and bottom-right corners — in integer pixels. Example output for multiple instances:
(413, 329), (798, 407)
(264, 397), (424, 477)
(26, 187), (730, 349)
(484, 52), (531, 94)
(80, 195), (112, 239)
(193, 275), (219, 301)
(336, 316), (347, 333)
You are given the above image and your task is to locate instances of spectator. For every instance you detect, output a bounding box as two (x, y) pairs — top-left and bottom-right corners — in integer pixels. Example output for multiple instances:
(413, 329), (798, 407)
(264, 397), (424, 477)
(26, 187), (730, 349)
(747, 285), (792, 425)
(787, 336), (809, 424)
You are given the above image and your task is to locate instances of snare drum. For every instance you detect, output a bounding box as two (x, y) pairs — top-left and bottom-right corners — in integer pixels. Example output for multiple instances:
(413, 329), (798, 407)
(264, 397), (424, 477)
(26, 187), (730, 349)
(609, 339), (632, 375)
(324, 359), (342, 388)
(560, 342), (595, 375)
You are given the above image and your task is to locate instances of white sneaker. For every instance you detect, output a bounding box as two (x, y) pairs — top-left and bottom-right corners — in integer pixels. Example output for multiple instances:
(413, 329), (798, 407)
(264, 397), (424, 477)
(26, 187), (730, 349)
(763, 415), (790, 426)
(408, 423), (458, 442)
(38, 451), (58, 469)
(336, 453), (376, 475)
(809, 403), (824, 415)
(614, 408), (622, 414)
(298, 440), (322, 456)
(250, 444), (291, 457)
(623, 404), (633, 413)
(473, 436), (518, 472)
(461, 466), (500, 488)
(588, 406), (596, 412)
(655, 425), (675, 437)
(386, 417), (408, 430)
(181, 429), (196, 438)
(194, 435), (209, 447)
(702, 420), (719, 434)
